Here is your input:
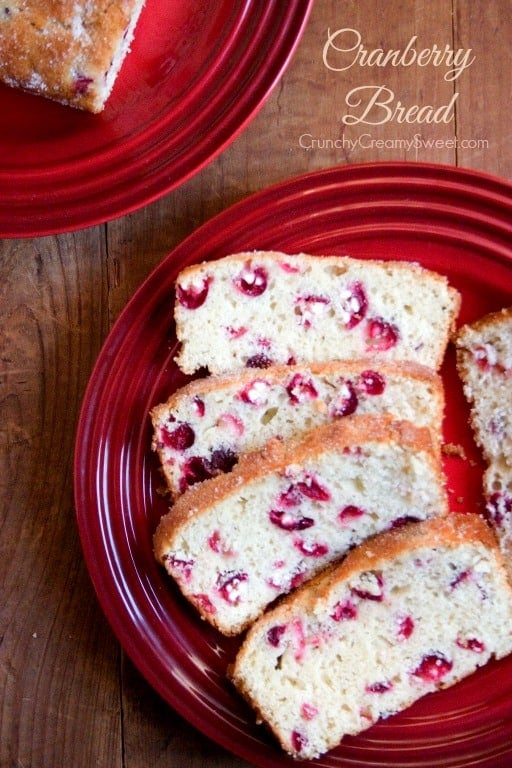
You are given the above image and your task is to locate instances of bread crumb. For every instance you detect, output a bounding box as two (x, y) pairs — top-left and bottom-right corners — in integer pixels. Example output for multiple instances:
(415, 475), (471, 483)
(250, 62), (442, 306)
(442, 442), (467, 459)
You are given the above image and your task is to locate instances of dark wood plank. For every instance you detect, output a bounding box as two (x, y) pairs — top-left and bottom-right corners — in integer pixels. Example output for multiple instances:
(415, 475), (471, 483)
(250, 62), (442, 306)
(0, 232), (123, 768)
(454, 0), (512, 177)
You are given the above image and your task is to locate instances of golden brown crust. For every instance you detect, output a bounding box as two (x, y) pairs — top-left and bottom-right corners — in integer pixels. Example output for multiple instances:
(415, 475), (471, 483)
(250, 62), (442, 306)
(176, 250), (458, 290)
(153, 415), (440, 562)
(315, 513), (499, 598)
(0, 0), (145, 112)
(455, 306), (512, 345)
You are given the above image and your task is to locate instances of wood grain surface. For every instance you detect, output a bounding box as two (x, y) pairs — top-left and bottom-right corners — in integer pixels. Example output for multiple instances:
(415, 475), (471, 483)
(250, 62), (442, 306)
(1, 1), (510, 766)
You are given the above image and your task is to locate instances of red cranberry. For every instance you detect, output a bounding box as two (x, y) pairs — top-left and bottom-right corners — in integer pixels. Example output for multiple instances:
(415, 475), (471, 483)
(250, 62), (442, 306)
(389, 515), (420, 529)
(208, 530), (222, 553)
(450, 569), (472, 590)
(332, 380), (358, 417)
(295, 294), (330, 327)
(291, 730), (308, 754)
(350, 571), (384, 601)
(338, 505), (365, 524)
(294, 475), (331, 502)
(366, 681), (393, 693)
(267, 624), (287, 647)
(217, 413), (244, 436)
(208, 530), (233, 555)
(397, 615), (415, 640)
(193, 593), (216, 614)
(473, 345), (492, 370)
(181, 456), (211, 490)
(294, 539), (329, 557)
(233, 264), (268, 296)
(192, 396), (205, 417)
(269, 509), (315, 531)
(290, 570), (306, 589)
(167, 555), (194, 581)
(216, 570), (248, 605)
(359, 369), (386, 395)
(238, 379), (270, 405)
(210, 447), (238, 473)
(340, 281), (368, 328)
(226, 325), (248, 339)
(278, 260), (302, 274)
(301, 703), (319, 720)
(73, 74), (93, 95)
(163, 422), (195, 450)
(286, 373), (319, 404)
(365, 317), (399, 351)
(181, 448), (237, 490)
(331, 599), (358, 621)
(246, 353), (273, 369)
(412, 653), (453, 682)
(176, 276), (211, 309)
(456, 637), (485, 653)
(277, 485), (302, 507)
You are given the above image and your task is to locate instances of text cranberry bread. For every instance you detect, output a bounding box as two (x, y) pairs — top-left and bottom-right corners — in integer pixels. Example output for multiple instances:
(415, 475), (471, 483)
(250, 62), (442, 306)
(151, 360), (444, 499)
(230, 514), (512, 760)
(455, 307), (512, 562)
(174, 251), (461, 375)
(153, 416), (447, 635)
(0, 0), (146, 112)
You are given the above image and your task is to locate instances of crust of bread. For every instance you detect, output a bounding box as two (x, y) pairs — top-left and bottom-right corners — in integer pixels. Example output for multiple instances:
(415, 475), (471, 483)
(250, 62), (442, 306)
(177, 251), (459, 303)
(455, 306), (512, 343)
(153, 415), (439, 560)
(0, 0), (146, 112)
(308, 513), (500, 601)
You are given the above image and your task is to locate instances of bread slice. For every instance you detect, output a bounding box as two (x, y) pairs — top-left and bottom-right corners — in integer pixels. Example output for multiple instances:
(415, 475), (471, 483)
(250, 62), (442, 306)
(151, 360), (445, 499)
(455, 307), (512, 562)
(153, 416), (448, 635)
(173, 251), (461, 375)
(0, 0), (146, 112)
(230, 514), (512, 759)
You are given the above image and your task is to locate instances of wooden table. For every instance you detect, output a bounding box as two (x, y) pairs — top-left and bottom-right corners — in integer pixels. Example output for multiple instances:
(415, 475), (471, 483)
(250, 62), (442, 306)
(1, 1), (510, 766)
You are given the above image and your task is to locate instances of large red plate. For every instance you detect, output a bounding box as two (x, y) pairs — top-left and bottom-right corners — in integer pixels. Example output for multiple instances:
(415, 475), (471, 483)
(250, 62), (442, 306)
(74, 162), (512, 768)
(0, 0), (312, 237)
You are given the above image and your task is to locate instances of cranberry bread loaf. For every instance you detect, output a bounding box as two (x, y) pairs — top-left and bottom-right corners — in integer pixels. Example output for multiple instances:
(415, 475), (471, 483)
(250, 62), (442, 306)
(230, 514), (512, 759)
(174, 251), (460, 375)
(153, 416), (448, 635)
(0, 0), (146, 112)
(455, 308), (512, 561)
(151, 360), (445, 499)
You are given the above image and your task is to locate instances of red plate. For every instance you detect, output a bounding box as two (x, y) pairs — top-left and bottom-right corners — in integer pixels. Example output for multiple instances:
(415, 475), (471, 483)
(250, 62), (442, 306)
(0, 0), (312, 238)
(75, 162), (512, 768)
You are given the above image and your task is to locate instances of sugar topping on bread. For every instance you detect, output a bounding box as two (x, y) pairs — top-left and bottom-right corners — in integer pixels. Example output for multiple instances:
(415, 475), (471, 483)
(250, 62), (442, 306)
(455, 307), (512, 563)
(173, 251), (461, 375)
(0, 0), (146, 112)
(151, 360), (444, 499)
(153, 416), (447, 636)
(229, 514), (512, 759)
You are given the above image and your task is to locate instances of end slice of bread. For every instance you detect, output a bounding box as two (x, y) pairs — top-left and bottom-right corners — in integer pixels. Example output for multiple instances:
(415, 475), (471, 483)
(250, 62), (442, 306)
(230, 514), (512, 759)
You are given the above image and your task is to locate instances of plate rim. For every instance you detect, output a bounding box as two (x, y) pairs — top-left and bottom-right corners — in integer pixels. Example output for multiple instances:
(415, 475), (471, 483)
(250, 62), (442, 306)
(0, 0), (314, 237)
